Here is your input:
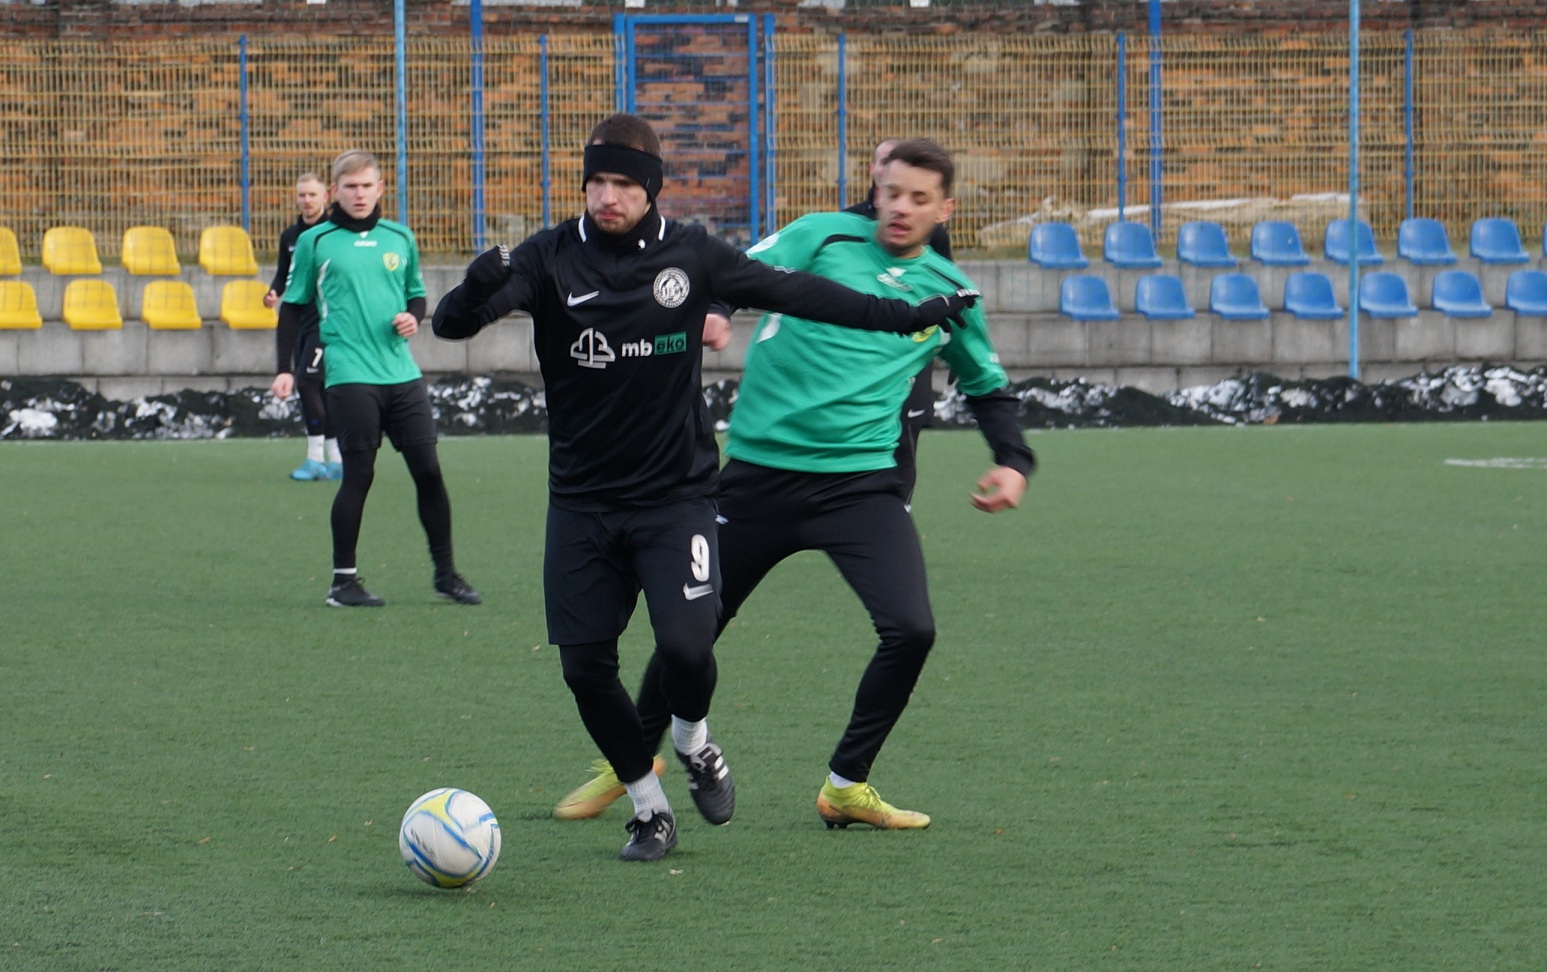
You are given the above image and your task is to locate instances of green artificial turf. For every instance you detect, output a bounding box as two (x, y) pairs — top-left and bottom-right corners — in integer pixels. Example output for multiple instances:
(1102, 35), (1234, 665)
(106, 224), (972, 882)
(2, 424), (1545, 970)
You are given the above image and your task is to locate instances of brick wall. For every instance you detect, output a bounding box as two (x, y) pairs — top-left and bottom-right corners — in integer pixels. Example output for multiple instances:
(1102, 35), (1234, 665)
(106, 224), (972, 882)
(7, 0), (1547, 41)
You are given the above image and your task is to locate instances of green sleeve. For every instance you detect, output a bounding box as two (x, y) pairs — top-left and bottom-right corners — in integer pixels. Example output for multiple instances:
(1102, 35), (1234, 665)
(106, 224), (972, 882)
(281, 231), (316, 304)
(743, 214), (831, 272)
(938, 301), (1010, 396)
(403, 230), (426, 301)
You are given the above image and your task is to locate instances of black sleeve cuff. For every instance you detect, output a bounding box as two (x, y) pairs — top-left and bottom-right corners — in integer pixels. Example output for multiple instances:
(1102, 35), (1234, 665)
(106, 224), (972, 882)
(965, 387), (1037, 477)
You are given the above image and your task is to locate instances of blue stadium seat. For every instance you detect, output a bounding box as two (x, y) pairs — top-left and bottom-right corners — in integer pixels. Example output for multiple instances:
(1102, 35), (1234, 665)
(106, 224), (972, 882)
(1176, 220), (1237, 268)
(1058, 274), (1120, 321)
(1103, 221), (1163, 269)
(1028, 222), (1089, 270)
(1282, 271), (1344, 320)
(1469, 217), (1531, 264)
(1357, 271), (1418, 317)
(1134, 274), (1195, 320)
(1430, 270), (1492, 318)
(1397, 217), (1457, 266)
(1249, 220), (1311, 266)
(1323, 219), (1384, 266)
(1505, 269), (1547, 315)
(1208, 273), (1270, 320)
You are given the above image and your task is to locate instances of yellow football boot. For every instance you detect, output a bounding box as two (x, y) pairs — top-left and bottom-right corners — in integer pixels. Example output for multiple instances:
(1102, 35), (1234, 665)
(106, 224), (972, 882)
(553, 755), (666, 821)
(816, 780), (931, 830)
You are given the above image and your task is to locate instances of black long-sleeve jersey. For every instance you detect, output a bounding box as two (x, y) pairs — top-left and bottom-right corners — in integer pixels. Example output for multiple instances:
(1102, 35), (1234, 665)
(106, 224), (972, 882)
(433, 211), (934, 512)
(271, 216), (322, 374)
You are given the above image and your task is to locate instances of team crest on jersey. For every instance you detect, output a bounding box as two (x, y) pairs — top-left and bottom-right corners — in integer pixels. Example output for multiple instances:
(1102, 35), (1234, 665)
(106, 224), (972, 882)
(653, 268), (690, 308)
(383, 252), (401, 272)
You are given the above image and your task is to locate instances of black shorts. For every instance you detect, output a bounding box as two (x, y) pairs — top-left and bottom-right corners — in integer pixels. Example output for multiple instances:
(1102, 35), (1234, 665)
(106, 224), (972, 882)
(325, 380), (438, 454)
(543, 497), (721, 646)
(295, 326), (325, 383)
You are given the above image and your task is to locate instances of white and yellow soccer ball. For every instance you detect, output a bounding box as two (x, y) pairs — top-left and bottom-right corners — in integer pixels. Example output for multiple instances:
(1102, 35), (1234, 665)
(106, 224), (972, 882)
(398, 788), (501, 888)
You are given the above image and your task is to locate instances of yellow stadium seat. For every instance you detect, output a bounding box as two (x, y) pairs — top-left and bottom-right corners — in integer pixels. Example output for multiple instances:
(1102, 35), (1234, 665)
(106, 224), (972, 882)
(0, 226), (21, 275)
(62, 279), (123, 330)
(42, 225), (103, 275)
(121, 225), (182, 275)
(140, 279), (203, 330)
(199, 225), (259, 276)
(220, 279), (277, 329)
(0, 280), (43, 329)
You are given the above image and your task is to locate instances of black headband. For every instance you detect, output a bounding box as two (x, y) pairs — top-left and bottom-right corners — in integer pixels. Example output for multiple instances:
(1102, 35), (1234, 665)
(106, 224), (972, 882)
(583, 143), (664, 200)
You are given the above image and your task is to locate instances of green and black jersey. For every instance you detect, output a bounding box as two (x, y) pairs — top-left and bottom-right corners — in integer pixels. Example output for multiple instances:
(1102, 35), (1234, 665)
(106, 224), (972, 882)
(728, 210), (1009, 474)
(282, 214), (426, 387)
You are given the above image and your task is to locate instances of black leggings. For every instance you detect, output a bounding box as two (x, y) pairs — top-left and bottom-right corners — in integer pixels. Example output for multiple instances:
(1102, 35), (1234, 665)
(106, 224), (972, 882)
(331, 440), (454, 575)
(635, 463), (934, 783)
(296, 368), (332, 439)
(560, 637), (712, 787)
(548, 500), (721, 786)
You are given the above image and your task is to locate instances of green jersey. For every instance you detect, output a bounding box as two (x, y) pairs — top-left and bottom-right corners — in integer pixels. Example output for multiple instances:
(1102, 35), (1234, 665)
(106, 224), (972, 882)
(282, 217), (426, 387)
(727, 210), (1008, 473)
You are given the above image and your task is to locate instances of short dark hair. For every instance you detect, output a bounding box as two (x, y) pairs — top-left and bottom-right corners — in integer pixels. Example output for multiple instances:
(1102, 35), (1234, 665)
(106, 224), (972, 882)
(881, 138), (954, 197)
(588, 113), (662, 156)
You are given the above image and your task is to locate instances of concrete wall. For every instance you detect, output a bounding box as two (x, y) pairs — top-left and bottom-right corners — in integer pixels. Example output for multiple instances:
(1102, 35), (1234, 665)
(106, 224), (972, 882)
(7, 256), (1547, 400)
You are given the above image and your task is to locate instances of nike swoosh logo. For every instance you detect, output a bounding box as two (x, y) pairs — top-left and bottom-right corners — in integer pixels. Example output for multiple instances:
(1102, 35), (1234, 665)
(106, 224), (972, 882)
(682, 583), (715, 601)
(566, 290), (600, 306)
(906, 409), (927, 419)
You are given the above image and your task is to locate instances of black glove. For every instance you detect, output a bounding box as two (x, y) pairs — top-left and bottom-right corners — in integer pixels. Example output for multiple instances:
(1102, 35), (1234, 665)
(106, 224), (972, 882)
(911, 288), (981, 334)
(463, 244), (511, 296)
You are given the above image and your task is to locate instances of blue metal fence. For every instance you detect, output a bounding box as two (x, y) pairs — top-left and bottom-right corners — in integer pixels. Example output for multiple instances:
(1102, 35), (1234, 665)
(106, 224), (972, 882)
(232, 24), (1431, 259)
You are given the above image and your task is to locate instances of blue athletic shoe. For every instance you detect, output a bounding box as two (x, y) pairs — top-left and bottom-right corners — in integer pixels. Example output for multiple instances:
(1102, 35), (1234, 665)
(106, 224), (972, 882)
(290, 459), (331, 481)
(324, 461), (344, 480)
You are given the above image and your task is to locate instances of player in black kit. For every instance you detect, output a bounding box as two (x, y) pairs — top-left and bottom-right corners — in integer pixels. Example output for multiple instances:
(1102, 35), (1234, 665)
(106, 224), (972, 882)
(267, 172), (340, 481)
(432, 113), (977, 863)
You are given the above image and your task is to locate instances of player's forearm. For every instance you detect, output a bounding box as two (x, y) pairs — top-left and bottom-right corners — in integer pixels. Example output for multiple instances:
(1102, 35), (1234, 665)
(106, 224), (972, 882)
(433, 245), (522, 340)
(274, 303), (302, 374)
(965, 388), (1036, 477)
(432, 284), (502, 340)
(747, 268), (921, 334)
(269, 255), (290, 295)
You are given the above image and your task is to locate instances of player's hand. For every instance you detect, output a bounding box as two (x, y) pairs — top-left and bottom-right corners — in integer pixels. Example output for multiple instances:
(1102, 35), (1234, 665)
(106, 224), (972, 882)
(911, 288), (981, 334)
(270, 372), (295, 400)
(262, 289), (280, 309)
(392, 312), (419, 337)
(464, 244), (511, 294)
(703, 313), (732, 351)
(970, 465), (1026, 513)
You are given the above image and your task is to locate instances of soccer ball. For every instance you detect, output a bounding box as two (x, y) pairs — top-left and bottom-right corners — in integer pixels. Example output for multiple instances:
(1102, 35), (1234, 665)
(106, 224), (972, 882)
(398, 788), (502, 888)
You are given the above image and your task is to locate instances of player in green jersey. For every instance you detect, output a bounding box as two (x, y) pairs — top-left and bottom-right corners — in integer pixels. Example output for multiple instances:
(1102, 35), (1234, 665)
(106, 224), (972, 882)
(279, 150), (479, 609)
(556, 138), (1033, 830)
